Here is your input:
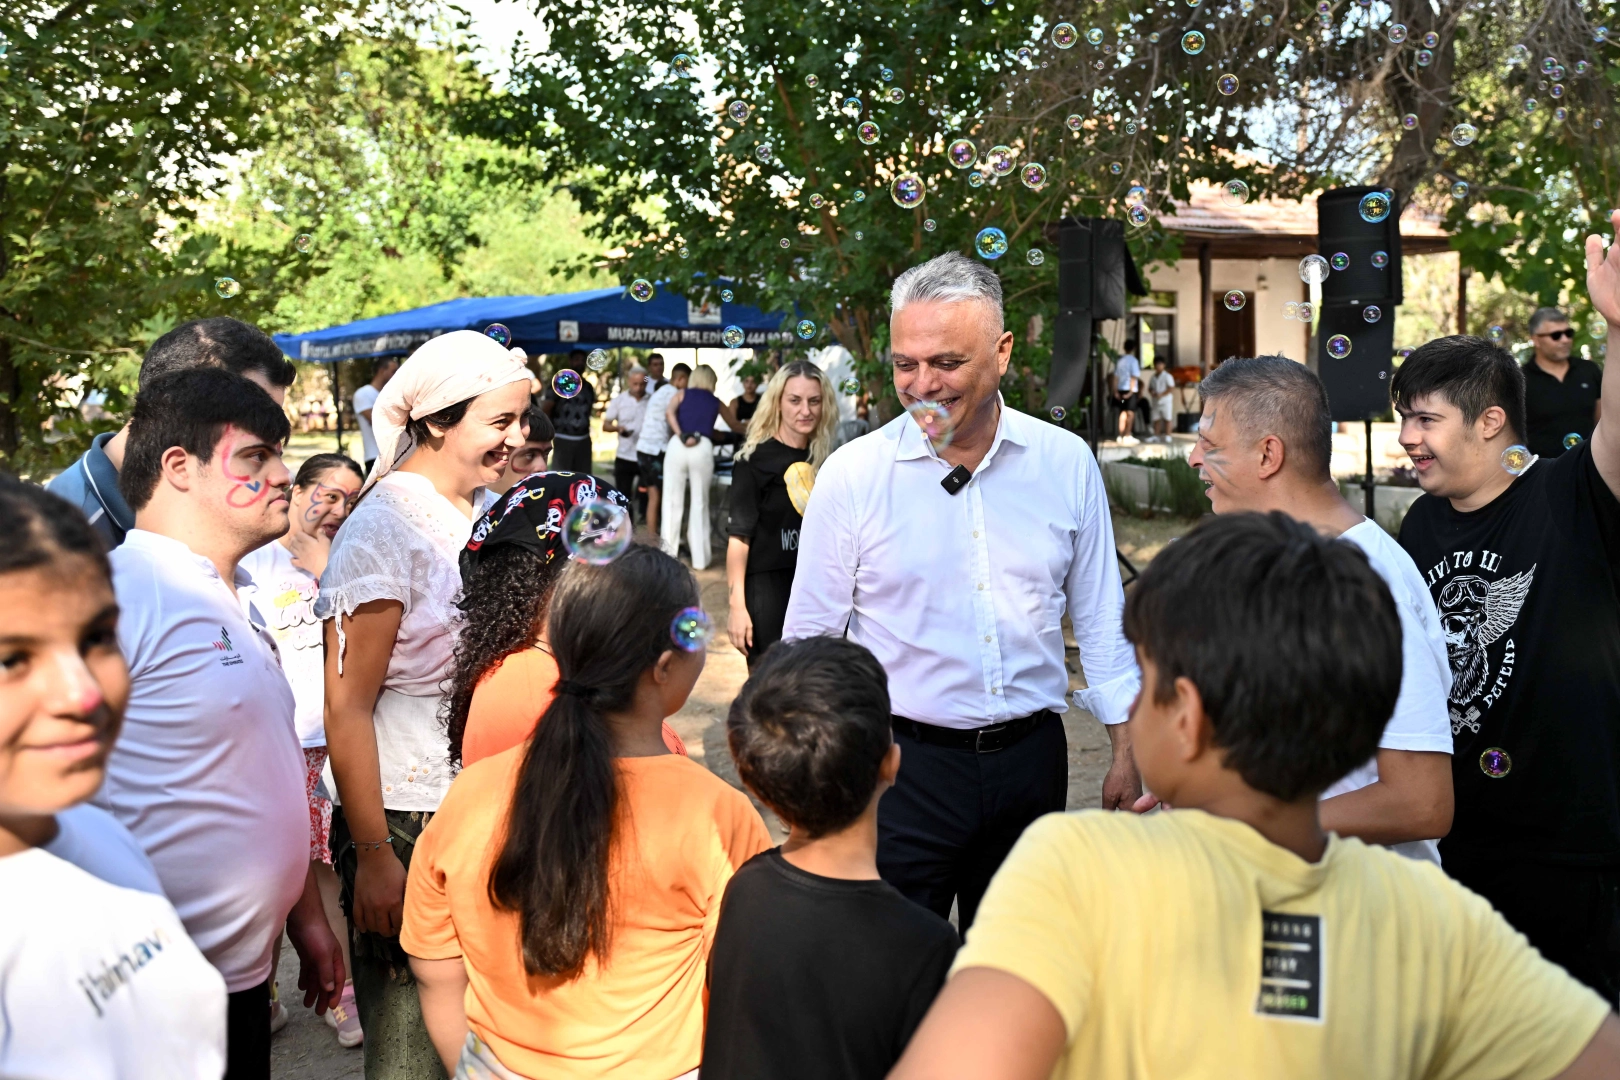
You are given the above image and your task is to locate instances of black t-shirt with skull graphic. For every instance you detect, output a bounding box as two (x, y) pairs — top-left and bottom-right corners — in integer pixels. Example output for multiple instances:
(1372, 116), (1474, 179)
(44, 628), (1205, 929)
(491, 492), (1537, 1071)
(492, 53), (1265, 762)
(1399, 441), (1620, 865)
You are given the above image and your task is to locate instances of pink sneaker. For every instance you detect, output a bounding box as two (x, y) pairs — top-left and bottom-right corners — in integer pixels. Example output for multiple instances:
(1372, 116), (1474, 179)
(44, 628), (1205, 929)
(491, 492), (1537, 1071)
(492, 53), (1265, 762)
(323, 983), (363, 1048)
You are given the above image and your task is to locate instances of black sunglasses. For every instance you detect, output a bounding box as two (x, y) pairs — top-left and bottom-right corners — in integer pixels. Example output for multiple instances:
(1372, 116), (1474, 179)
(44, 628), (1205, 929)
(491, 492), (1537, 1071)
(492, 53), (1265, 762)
(1536, 329), (1575, 340)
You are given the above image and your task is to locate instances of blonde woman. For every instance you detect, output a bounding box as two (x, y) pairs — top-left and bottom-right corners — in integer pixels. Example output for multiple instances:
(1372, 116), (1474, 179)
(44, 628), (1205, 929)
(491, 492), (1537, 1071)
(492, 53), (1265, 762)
(661, 364), (741, 570)
(725, 360), (840, 666)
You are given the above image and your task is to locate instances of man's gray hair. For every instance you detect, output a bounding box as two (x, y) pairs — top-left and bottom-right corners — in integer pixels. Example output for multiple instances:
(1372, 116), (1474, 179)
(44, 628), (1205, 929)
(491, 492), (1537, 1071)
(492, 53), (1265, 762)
(627, 364), (648, 376)
(1528, 307), (1568, 334)
(890, 252), (1004, 334)
(1199, 356), (1334, 482)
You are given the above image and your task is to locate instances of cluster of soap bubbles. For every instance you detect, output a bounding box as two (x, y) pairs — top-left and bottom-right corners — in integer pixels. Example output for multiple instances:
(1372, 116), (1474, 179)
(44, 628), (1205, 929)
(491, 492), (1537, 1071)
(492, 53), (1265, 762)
(975, 227), (1009, 260)
(552, 369), (583, 399)
(671, 607), (714, 652)
(1282, 301), (1315, 322)
(1501, 445), (1534, 475)
(484, 323), (512, 346)
(907, 401), (956, 450)
(561, 501), (632, 565)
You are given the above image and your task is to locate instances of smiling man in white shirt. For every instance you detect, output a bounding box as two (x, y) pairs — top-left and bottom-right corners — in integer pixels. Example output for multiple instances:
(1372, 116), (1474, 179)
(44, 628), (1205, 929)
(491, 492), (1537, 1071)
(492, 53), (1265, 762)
(784, 252), (1141, 930)
(100, 368), (345, 1080)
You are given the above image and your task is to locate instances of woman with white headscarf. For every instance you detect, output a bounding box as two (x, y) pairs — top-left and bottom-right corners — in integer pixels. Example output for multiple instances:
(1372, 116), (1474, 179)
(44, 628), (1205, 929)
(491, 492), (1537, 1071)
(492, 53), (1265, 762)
(316, 331), (530, 1079)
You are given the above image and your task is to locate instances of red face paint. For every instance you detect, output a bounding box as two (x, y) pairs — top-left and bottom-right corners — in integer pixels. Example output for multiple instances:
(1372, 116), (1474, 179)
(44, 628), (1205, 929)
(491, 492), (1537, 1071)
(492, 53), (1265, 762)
(218, 429), (275, 508)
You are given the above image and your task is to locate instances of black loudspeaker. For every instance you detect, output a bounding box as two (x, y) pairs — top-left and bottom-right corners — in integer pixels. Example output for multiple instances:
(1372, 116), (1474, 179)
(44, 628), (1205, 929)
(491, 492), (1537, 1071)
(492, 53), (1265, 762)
(1316, 187), (1403, 422)
(1048, 218), (1143, 412)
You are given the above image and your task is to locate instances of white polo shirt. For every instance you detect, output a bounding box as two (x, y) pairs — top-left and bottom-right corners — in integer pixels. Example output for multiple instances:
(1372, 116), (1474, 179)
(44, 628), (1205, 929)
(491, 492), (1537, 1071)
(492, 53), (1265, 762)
(99, 530), (309, 992)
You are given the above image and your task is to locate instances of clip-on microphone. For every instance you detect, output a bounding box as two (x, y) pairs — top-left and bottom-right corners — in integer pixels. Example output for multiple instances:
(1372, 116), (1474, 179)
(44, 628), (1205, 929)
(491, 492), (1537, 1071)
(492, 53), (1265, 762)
(941, 464), (972, 496)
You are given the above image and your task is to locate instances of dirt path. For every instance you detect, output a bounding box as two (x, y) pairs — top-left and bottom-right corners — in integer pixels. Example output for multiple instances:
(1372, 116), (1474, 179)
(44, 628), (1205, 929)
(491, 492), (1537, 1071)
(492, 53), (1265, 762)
(272, 554), (1117, 1076)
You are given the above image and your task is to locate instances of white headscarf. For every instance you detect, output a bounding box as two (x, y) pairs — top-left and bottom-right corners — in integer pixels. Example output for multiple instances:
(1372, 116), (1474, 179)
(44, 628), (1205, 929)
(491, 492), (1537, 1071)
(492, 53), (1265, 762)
(363, 330), (532, 495)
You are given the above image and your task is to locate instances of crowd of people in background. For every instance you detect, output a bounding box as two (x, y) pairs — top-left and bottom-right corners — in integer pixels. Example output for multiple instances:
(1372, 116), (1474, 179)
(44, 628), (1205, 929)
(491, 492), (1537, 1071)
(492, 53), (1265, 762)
(3, 219), (1620, 1080)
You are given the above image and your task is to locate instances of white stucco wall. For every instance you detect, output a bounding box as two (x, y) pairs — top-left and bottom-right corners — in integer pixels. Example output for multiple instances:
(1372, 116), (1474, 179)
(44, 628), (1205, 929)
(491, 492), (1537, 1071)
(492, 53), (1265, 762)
(1139, 257), (1312, 366)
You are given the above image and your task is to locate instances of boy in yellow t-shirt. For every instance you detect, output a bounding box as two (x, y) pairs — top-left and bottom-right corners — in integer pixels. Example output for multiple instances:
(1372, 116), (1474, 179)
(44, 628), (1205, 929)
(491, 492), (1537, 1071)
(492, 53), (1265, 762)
(891, 511), (1619, 1080)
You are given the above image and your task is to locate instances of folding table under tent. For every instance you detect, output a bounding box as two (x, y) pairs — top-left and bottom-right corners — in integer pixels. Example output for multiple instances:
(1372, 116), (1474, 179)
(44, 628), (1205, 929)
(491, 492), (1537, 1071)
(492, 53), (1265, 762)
(272, 284), (794, 363)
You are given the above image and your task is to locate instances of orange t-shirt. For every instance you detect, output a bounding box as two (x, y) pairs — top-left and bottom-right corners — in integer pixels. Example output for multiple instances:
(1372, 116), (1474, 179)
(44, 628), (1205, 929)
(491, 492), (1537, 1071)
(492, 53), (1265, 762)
(462, 647), (687, 765)
(402, 746), (770, 1079)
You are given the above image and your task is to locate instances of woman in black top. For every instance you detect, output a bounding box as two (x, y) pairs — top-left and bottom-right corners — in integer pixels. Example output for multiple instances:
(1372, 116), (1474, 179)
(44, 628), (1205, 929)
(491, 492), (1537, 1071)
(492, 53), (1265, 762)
(732, 374), (760, 428)
(726, 360), (842, 666)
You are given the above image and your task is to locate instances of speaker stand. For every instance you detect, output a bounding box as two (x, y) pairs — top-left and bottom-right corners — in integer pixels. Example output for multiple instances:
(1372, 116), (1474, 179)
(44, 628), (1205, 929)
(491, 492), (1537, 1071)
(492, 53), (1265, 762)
(1362, 417), (1376, 519)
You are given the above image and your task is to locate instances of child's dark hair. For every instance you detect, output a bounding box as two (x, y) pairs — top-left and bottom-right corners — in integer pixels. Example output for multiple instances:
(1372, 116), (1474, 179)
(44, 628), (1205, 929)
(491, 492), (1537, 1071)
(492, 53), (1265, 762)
(487, 545), (700, 979)
(0, 474), (109, 579)
(522, 403), (554, 442)
(1389, 335), (1527, 443)
(727, 636), (891, 838)
(1122, 511), (1401, 802)
(119, 368), (292, 512)
(292, 452), (363, 491)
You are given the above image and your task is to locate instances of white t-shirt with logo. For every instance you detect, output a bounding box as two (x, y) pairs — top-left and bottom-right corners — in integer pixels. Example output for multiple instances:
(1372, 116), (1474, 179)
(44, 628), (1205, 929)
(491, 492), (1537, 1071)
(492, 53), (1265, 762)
(0, 847), (227, 1079)
(354, 382), (381, 462)
(241, 540), (327, 747)
(43, 803), (165, 896)
(99, 530), (309, 992)
(1324, 520), (1455, 863)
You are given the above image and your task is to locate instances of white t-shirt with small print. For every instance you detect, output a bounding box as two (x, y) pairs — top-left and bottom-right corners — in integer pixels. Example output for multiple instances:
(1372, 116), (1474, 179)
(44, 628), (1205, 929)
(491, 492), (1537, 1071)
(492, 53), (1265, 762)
(0, 847), (227, 1079)
(43, 803), (165, 896)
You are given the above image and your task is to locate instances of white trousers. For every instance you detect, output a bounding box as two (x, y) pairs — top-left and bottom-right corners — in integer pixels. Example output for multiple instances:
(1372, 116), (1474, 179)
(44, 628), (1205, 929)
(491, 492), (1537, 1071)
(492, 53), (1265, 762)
(660, 434), (713, 569)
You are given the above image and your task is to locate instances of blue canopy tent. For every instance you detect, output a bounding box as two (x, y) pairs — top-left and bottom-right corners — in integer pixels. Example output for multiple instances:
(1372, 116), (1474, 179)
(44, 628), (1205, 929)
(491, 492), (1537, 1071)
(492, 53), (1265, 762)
(272, 284), (793, 362)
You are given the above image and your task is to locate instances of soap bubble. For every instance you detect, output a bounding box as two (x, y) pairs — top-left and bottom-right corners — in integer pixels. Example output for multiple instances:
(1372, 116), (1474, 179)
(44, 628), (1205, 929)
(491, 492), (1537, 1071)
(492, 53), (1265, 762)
(1181, 30), (1206, 54)
(1554, 106), (1568, 121)
(1576, 60), (1591, 75)
(1422, 31), (1439, 48)
(891, 173), (925, 208)
(975, 227), (1009, 259)
(906, 400), (956, 449)
(809, 193), (826, 208)
(1564, 432), (1584, 450)
(586, 348), (610, 371)
(1218, 73), (1239, 95)
(1087, 27), (1104, 45)
(1487, 325), (1505, 341)
(923, 218), (937, 232)
(484, 323), (512, 346)
(857, 121), (880, 144)
(1416, 49), (1433, 66)
(1541, 56), (1558, 74)
(1397, 346), (1413, 358)
(1388, 23), (1407, 43)
(338, 71), (356, 92)
(948, 138), (978, 167)
(1127, 184), (1148, 202)
(854, 231), (864, 240)
(1027, 248), (1046, 266)
(1016, 46), (1033, 63)
(1401, 113), (1418, 130)
(1509, 44), (1529, 65)
(294, 233), (313, 254)
(1125, 119), (1139, 134)
(1363, 305), (1382, 323)
(679, 247), (690, 259)
(214, 276), (241, 299)
(1597, 26), (1610, 42)
(1020, 162), (1047, 190)
(670, 607), (713, 652)
(1359, 190), (1391, 222)
(1065, 113), (1083, 132)
(1149, 31), (1162, 42)
(1053, 22), (1078, 48)
(1050, 406), (1067, 421)
(1222, 179), (1250, 206)
(1110, 162), (1123, 175)
(779, 237), (791, 249)
(722, 325), (745, 348)
(880, 66), (894, 81)
(1260, 14), (1272, 25)
(1500, 445), (1532, 475)
(843, 96), (863, 115)
(1223, 289), (1246, 311)
(1551, 82), (1565, 98)
(728, 100), (751, 123)
(1297, 302), (1314, 321)
(887, 87), (905, 103)
(630, 279), (654, 302)
(720, 289), (734, 302)
(1479, 747), (1512, 778)
(1524, 98), (1538, 113)
(805, 73), (820, 88)
(1372, 250), (1390, 268)
(561, 501), (633, 565)
(968, 172), (986, 188)
(1451, 180), (1470, 199)
(852, 189), (866, 202)
(796, 319), (817, 340)
(1330, 251), (1350, 271)
(1325, 334), (1352, 359)
(672, 53), (694, 77)
(552, 369), (583, 399)
(756, 144), (774, 163)
(987, 145), (1015, 174)
(840, 378), (860, 395)
(1283, 301), (1300, 320)
(1127, 203), (1150, 226)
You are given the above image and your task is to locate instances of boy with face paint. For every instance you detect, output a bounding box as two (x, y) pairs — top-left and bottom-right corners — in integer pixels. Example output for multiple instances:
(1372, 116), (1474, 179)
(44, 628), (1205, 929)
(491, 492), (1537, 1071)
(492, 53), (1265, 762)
(1385, 216), (1620, 1003)
(103, 368), (346, 1078)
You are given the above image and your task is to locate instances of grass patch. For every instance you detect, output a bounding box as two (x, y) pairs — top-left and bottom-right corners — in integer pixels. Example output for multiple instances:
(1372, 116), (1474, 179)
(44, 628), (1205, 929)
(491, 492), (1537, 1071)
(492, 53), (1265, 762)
(1113, 456), (1211, 520)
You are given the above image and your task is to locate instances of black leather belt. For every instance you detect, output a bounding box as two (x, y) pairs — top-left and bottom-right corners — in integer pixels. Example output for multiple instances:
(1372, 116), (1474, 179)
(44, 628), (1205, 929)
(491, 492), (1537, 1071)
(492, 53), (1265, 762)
(891, 710), (1053, 754)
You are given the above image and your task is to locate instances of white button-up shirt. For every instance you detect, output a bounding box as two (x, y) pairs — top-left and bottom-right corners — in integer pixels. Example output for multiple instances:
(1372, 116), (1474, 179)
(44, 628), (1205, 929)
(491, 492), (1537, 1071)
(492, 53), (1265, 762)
(784, 401), (1140, 730)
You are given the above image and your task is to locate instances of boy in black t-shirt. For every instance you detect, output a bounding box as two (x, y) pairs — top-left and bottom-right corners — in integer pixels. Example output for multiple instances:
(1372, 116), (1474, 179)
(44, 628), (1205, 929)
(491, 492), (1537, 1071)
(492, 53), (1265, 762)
(705, 636), (958, 1080)
(1390, 217), (1620, 1001)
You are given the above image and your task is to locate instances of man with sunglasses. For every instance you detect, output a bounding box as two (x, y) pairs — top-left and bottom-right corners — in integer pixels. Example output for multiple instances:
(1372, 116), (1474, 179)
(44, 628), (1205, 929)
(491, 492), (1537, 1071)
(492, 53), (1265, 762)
(1523, 307), (1603, 457)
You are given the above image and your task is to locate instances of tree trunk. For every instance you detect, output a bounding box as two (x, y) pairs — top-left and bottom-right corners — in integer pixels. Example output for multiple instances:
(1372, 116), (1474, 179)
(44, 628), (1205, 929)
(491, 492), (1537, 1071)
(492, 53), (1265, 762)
(0, 336), (18, 464)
